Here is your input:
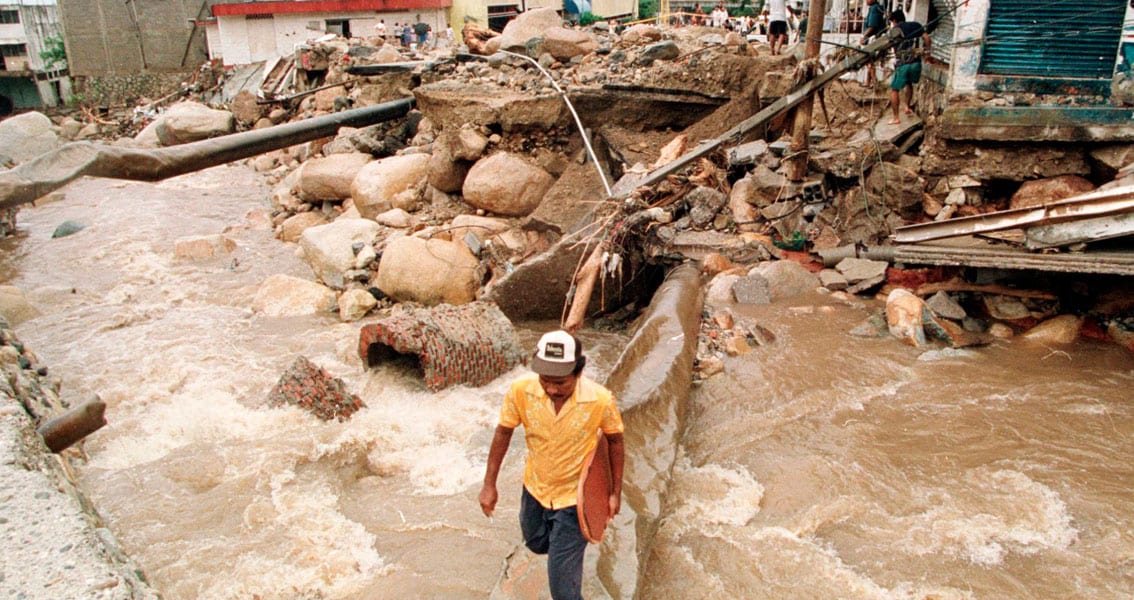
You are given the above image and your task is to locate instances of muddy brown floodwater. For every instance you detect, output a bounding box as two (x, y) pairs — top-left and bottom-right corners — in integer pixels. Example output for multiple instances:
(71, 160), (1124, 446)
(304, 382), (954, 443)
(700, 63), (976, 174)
(2, 166), (1132, 599)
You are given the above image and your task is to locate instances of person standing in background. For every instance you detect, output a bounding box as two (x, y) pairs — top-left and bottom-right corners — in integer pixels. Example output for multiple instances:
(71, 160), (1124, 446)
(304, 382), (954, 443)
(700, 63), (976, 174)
(886, 9), (930, 124)
(860, 0), (887, 86)
(767, 0), (791, 55)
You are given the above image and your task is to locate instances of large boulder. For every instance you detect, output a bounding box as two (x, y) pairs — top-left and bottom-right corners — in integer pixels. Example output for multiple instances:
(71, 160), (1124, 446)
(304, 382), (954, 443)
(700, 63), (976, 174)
(278, 211), (329, 243)
(298, 153), (373, 201)
(1009, 175), (1096, 210)
(463, 152), (555, 217)
(448, 214), (510, 243)
(252, 274), (338, 316)
(0, 112), (61, 164)
(155, 101), (235, 146)
(298, 218), (382, 289)
(485, 7), (563, 53)
(1020, 315), (1083, 344)
(864, 162), (925, 220)
(376, 236), (480, 306)
(746, 260), (819, 301)
(229, 90), (265, 127)
(351, 154), (431, 219)
(620, 24), (662, 44)
(541, 27), (598, 61)
(427, 136), (470, 193)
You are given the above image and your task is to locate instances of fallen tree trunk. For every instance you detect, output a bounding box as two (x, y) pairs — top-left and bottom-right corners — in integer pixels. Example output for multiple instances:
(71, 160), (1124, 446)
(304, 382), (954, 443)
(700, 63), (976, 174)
(0, 97), (415, 210)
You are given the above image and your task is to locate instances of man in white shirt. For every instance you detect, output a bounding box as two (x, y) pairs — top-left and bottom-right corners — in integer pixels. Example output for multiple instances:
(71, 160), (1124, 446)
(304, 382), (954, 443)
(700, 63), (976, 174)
(767, 0), (792, 55)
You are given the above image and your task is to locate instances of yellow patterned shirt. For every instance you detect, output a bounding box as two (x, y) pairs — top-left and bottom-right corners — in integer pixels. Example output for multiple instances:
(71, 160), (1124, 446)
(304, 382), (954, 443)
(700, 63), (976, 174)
(499, 373), (624, 509)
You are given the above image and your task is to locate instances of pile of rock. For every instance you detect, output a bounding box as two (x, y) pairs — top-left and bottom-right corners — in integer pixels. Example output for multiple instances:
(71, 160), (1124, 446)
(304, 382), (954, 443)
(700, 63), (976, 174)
(267, 356), (365, 421)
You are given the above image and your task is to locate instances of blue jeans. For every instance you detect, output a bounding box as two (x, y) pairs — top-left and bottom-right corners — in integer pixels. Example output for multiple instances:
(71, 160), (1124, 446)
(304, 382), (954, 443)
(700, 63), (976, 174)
(520, 487), (588, 600)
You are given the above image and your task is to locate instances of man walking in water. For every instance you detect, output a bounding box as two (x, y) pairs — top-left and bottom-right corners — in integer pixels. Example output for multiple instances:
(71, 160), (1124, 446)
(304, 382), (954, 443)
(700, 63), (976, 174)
(887, 9), (930, 124)
(479, 330), (625, 600)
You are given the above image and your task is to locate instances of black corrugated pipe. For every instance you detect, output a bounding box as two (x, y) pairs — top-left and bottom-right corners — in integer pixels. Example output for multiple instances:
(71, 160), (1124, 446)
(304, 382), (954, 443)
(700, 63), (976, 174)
(0, 97), (415, 210)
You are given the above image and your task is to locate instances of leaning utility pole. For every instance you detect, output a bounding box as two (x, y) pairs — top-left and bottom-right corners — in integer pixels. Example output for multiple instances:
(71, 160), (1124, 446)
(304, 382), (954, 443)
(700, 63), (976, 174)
(785, 0), (828, 181)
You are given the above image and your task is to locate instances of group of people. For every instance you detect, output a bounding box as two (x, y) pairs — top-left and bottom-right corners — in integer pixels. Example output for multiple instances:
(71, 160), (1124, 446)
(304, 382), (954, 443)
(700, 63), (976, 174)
(858, 0), (931, 124)
(373, 18), (454, 49)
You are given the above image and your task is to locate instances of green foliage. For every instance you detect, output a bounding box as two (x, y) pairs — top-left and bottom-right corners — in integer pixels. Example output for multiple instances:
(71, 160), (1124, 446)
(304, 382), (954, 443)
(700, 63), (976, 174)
(39, 35), (67, 69)
(639, 0), (658, 18)
(579, 12), (603, 25)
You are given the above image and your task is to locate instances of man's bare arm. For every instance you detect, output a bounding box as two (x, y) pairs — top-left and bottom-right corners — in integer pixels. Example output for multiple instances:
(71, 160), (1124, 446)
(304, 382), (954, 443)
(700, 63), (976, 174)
(479, 425), (514, 517)
(606, 432), (625, 519)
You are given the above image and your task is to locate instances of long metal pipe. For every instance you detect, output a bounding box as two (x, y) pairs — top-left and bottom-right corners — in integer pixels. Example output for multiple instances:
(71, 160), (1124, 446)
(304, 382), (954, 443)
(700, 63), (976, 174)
(0, 97), (415, 210)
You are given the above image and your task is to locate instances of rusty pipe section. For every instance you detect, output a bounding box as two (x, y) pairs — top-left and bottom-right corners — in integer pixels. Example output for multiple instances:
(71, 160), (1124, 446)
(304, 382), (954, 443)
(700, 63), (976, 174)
(36, 398), (107, 453)
(0, 97), (416, 211)
(598, 262), (703, 599)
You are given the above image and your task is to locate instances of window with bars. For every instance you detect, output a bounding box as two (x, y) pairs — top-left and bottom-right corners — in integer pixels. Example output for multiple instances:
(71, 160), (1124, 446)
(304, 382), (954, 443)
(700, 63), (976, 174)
(0, 10), (19, 24)
(0, 44), (27, 57)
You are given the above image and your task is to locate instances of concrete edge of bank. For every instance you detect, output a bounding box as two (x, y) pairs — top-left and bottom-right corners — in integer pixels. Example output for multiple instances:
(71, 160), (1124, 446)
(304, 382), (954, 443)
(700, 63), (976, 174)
(600, 261), (705, 599)
(0, 319), (159, 600)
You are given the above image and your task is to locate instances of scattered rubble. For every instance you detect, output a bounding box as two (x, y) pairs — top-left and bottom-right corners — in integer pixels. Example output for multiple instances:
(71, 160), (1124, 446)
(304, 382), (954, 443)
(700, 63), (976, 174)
(267, 356), (365, 421)
(1, 9), (1131, 374)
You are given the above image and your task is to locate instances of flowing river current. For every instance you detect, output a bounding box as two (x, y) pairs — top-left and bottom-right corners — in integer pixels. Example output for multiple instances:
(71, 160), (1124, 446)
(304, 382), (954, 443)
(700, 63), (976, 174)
(2, 165), (1132, 599)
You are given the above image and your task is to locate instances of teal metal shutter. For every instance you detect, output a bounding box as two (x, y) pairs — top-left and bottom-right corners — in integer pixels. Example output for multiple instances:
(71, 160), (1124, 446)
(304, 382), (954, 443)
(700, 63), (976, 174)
(928, 0), (957, 64)
(980, 0), (1125, 78)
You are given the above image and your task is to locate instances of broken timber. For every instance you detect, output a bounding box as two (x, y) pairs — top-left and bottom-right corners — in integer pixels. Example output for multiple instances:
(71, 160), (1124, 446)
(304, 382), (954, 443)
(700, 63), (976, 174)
(0, 97), (415, 210)
(610, 27), (905, 198)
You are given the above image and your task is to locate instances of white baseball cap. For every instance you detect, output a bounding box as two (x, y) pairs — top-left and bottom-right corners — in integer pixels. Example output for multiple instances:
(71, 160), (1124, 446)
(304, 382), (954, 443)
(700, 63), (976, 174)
(530, 330), (581, 377)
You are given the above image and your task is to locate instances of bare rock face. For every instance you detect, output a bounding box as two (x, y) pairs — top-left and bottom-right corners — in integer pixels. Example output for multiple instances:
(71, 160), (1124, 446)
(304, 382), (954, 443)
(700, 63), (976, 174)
(0, 112), (61, 163)
(155, 101), (235, 146)
(298, 218), (382, 289)
(376, 236), (480, 306)
(1009, 175), (1095, 209)
(298, 153), (373, 201)
(351, 154), (431, 219)
(542, 27), (599, 61)
(463, 152), (555, 217)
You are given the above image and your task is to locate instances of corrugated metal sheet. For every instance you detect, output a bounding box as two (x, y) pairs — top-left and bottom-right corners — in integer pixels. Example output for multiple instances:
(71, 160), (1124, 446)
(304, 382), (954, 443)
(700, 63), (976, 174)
(928, 0), (956, 64)
(980, 0), (1125, 78)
